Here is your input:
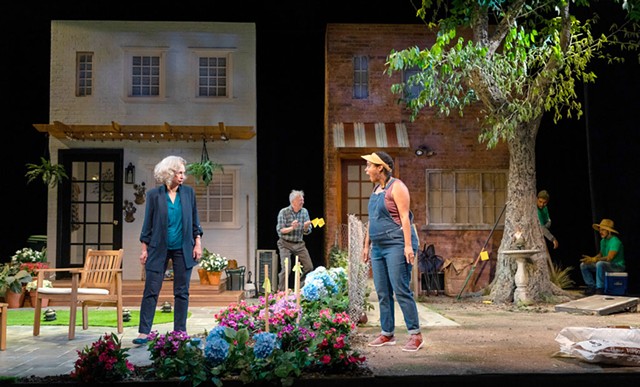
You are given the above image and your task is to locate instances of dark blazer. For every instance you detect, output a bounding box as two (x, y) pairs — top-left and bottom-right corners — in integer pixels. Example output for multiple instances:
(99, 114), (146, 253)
(139, 184), (203, 272)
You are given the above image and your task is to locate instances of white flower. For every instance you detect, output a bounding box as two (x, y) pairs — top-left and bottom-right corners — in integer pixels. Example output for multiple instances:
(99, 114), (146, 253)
(11, 247), (47, 264)
(26, 279), (53, 291)
(200, 248), (228, 272)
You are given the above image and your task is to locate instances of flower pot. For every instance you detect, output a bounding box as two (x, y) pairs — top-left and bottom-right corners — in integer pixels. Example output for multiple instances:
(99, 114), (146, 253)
(197, 268), (209, 285)
(29, 292), (49, 308)
(207, 271), (222, 286)
(6, 288), (26, 308)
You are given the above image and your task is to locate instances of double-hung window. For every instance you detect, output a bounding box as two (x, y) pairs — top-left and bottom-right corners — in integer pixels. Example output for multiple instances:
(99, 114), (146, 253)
(191, 167), (239, 228)
(353, 56), (368, 99)
(76, 52), (93, 97)
(192, 49), (234, 99)
(426, 169), (507, 230)
(124, 48), (167, 98)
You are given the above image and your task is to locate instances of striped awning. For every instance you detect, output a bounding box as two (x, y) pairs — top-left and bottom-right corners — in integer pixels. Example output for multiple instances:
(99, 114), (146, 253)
(333, 122), (410, 148)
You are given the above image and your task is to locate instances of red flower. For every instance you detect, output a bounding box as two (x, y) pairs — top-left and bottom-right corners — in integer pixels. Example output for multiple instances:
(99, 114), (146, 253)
(19, 262), (49, 276)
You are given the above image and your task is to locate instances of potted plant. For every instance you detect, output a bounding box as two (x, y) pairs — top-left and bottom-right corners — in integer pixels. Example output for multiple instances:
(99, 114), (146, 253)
(186, 139), (223, 187)
(12, 247), (49, 277)
(186, 159), (223, 187)
(11, 247), (48, 264)
(0, 263), (32, 308)
(25, 157), (69, 188)
(199, 248), (228, 286)
(26, 278), (53, 307)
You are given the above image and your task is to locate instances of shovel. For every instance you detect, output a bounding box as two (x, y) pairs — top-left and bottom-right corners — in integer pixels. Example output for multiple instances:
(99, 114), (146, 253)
(456, 204), (506, 300)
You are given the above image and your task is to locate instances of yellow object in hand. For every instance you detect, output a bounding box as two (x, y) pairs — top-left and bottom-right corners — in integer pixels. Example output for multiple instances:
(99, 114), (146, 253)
(580, 255), (595, 264)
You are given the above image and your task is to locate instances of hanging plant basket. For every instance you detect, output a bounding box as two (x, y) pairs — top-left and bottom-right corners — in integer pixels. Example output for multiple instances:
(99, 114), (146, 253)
(25, 157), (69, 188)
(186, 139), (223, 186)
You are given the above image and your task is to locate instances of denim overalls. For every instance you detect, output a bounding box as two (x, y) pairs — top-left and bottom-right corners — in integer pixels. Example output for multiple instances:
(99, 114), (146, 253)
(368, 178), (420, 335)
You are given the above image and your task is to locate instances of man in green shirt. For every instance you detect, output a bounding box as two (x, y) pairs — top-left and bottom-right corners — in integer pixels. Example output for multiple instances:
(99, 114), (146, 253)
(537, 190), (558, 249)
(580, 218), (626, 295)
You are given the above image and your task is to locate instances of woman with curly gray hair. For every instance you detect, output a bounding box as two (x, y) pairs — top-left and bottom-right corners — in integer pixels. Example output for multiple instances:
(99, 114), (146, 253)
(133, 155), (204, 345)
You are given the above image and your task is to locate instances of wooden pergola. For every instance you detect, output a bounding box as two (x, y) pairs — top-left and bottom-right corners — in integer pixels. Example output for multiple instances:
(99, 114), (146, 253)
(33, 121), (255, 142)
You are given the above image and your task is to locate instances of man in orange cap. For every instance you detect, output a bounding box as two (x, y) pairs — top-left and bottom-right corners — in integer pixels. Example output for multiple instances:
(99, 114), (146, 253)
(579, 219), (626, 295)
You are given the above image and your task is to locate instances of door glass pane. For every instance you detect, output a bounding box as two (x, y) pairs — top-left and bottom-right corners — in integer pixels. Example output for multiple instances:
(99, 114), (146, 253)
(347, 182), (359, 196)
(87, 182), (100, 201)
(100, 225), (113, 244)
(347, 165), (361, 180)
(72, 162), (86, 180)
(70, 245), (84, 265)
(101, 203), (114, 222)
(70, 225), (84, 242)
(86, 224), (99, 243)
(86, 203), (99, 222)
(87, 162), (100, 181)
(347, 198), (360, 214)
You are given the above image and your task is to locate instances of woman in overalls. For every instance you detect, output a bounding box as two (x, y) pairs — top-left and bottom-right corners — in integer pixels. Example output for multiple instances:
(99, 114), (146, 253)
(361, 151), (423, 352)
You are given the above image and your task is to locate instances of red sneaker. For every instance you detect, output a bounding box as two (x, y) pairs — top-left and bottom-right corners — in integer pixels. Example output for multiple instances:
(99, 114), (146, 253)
(368, 334), (396, 347)
(402, 334), (424, 352)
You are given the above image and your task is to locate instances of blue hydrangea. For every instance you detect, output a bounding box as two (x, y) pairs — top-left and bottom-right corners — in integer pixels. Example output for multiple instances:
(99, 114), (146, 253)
(207, 325), (226, 341)
(204, 336), (229, 366)
(328, 267), (347, 292)
(301, 280), (321, 301)
(253, 332), (279, 359)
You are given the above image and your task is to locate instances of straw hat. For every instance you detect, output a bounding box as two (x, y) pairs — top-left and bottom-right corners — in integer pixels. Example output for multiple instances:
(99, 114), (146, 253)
(592, 219), (618, 234)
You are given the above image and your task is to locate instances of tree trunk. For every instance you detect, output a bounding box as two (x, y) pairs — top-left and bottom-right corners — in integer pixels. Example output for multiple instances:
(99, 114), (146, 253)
(489, 118), (567, 304)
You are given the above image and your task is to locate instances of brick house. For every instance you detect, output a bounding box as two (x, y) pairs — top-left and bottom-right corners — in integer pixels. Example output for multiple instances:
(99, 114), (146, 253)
(324, 24), (510, 294)
(34, 21), (257, 282)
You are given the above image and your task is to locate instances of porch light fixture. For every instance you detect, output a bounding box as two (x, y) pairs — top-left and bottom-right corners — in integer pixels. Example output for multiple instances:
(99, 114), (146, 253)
(415, 145), (436, 157)
(125, 162), (135, 184)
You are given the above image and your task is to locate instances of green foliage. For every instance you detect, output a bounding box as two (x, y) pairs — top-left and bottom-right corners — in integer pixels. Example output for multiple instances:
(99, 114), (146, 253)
(25, 157), (69, 188)
(146, 330), (208, 386)
(328, 245), (349, 268)
(387, 0), (639, 149)
(71, 333), (134, 382)
(0, 263), (32, 294)
(186, 159), (224, 187)
(209, 267), (366, 384)
(549, 262), (576, 289)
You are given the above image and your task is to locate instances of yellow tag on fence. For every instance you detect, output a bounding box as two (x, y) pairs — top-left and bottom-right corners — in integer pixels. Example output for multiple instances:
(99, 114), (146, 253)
(480, 250), (489, 261)
(311, 218), (325, 228)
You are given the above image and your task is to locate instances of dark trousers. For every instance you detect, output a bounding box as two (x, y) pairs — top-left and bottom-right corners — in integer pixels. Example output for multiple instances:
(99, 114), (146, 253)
(139, 249), (192, 334)
(276, 238), (313, 291)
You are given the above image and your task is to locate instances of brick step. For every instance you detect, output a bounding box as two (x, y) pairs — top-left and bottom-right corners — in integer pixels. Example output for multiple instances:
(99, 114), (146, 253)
(41, 279), (245, 308)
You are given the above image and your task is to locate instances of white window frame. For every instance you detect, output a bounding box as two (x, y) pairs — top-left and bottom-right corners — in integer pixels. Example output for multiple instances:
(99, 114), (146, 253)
(425, 169), (507, 230)
(123, 47), (168, 100)
(191, 48), (235, 101)
(190, 166), (240, 229)
(76, 52), (93, 97)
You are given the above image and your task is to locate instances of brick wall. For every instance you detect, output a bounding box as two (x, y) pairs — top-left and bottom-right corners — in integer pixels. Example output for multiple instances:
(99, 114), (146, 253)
(324, 24), (507, 291)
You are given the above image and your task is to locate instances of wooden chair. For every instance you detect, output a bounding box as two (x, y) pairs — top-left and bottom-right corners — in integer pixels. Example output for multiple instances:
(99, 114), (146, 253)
(33, 249), (124, 340)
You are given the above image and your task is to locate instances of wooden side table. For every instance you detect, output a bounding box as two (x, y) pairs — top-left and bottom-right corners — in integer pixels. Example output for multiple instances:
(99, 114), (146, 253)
(0, 302), (7, 350)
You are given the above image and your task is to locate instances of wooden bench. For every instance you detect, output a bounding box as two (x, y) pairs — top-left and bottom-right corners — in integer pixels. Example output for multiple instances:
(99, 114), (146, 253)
(0, 302), (7, 350)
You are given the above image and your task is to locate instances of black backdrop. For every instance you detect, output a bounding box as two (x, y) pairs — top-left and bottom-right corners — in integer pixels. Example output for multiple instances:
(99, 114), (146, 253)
(4, 1), (639, 294)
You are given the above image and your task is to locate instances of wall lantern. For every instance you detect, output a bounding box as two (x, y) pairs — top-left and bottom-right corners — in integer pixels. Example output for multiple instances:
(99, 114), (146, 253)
(125, 162), (135, 184)
(415, 145), (436, 157)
